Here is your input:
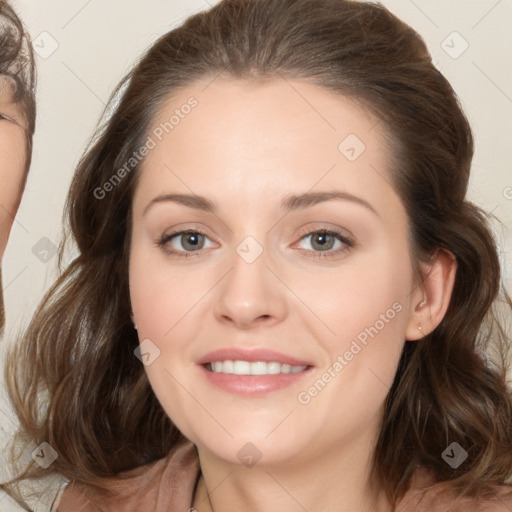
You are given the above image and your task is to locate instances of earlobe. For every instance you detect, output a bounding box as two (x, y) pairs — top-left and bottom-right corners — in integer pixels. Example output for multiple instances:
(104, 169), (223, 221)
(405, 249), (458, 341)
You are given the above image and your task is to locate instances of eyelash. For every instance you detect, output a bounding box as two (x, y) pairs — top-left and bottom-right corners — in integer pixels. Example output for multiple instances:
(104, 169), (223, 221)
(0, 113), (17, 124)
(156, 227), (355, 260)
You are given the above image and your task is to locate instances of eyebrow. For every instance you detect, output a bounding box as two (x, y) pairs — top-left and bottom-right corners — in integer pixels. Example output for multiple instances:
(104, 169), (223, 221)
(143, 190), (379, 217)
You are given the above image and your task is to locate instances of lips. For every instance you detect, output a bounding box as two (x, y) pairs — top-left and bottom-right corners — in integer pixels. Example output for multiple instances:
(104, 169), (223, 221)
(196, 347), (314, 367)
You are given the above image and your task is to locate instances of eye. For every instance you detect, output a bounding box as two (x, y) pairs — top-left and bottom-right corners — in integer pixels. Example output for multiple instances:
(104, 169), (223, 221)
(295, 227), (354, 259)
(157, 229), (214, 257)
(156, 226), (355, 260)
(0, 112), (19, 125)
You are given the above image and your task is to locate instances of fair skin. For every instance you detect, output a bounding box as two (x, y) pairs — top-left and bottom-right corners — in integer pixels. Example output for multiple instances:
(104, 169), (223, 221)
(0, 76), (27, 259)
(127, 77), (457, 512)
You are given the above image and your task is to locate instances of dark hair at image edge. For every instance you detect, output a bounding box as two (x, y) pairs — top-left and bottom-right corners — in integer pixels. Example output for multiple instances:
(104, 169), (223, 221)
(0, 0), (36, 335)
(3, 0), (512, 508)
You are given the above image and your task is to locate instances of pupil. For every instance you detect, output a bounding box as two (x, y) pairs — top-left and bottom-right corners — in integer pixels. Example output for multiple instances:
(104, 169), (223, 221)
(314, 233), (332, 250)
(184, 233), (202, 250)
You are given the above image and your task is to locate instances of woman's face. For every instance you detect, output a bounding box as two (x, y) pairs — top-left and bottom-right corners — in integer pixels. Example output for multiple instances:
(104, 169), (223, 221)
(129, 77), (423, 467)
(0, 77), (27, 258)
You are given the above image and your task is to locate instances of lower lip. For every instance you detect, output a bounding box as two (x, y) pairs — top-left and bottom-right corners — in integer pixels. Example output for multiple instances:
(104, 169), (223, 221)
(198, 364), (314, 395)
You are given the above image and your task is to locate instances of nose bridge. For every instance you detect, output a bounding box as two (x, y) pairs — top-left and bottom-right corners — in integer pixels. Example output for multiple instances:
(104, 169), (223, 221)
(213, 232), (286, 327)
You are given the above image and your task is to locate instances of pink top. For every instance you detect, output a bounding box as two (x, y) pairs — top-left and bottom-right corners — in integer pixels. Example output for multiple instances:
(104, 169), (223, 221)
(57, 440), (512, 511)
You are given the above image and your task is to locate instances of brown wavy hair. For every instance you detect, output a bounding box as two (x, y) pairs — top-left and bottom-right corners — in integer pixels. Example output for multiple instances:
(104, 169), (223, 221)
(0, 0), (36, 332)
(3, 0), (512, 509)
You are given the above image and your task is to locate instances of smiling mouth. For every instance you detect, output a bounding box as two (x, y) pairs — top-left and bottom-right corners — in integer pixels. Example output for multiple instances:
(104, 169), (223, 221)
(204, 360), (310, 375)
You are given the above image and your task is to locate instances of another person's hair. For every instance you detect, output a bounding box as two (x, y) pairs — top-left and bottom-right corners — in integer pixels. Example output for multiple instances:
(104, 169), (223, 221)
(0, 0), (36, 330)
(4, 0), (512, 508)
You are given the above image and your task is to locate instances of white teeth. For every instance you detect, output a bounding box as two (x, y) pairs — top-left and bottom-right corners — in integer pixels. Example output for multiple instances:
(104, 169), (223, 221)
(208, 360), (307, 375)
(223, 360), (234, 373)
(233, 360), (250, 374)
(250, 361), (267, 375)
(267, 362), (281, 374)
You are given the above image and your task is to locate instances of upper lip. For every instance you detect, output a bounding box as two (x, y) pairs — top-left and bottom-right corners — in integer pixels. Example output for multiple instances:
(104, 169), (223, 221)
(196, 348), (313, 367)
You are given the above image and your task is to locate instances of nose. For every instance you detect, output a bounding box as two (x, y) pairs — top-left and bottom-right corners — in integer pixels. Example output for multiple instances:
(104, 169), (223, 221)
(213, 243), (288, 330)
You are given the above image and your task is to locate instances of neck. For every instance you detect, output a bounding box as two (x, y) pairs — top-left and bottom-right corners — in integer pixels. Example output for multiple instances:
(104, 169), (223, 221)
(192, 434), (392, 512)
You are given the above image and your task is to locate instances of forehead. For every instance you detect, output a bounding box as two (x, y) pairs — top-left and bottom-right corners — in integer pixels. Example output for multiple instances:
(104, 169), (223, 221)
(149, 76), (384, 160)
(133, 76), (400, 219)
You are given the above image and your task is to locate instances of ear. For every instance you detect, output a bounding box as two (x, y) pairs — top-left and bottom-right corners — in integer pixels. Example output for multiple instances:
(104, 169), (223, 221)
(405, 248), (458, 341)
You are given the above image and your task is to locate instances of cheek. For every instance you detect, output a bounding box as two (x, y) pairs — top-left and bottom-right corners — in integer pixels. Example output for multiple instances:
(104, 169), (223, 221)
(129, 245), (205, 336)
(302, 244), (411, 345)
(309, 246), (411, 397)
(0, 133), (26, 254)
(0, 130), (26, 201)
(128, 249), (199, 430)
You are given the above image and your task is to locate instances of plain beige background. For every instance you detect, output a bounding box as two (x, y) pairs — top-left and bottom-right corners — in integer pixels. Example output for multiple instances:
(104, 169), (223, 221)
(1, 0), (511, 510)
